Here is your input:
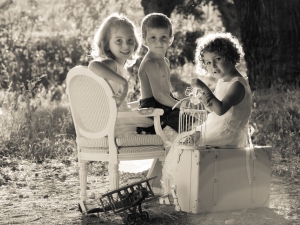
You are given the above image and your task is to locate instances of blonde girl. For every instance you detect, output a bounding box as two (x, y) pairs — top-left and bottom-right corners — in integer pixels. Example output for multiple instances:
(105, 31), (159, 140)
(89, 13), (153, 136)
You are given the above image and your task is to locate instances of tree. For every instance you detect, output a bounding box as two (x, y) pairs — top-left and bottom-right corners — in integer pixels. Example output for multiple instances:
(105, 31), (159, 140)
(233, 0), (300, 89)
(141, 0), (184, 18)
(210, 0), (240, 39)
(141, 0), (300, 89)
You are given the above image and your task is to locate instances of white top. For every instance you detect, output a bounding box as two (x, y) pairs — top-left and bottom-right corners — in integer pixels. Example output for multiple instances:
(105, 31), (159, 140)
(201, 76), (252, 147)
(161, 76), (252, 189)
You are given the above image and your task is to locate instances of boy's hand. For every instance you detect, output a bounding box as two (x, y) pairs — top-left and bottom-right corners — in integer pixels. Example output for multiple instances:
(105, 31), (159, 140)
(127, 100), (140, 110)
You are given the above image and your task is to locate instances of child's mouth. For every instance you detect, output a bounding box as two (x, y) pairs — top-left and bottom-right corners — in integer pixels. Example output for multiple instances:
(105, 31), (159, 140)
(120, 51), (130, 55)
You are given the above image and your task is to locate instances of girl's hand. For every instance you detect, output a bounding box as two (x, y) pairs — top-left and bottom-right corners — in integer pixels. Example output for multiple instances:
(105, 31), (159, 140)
(113, 83), (128, 108)
(191, 78), (209, 92)
(197, 87), (214, 109)
(202, 91), (214, 107)
(112, 93), (125, 107)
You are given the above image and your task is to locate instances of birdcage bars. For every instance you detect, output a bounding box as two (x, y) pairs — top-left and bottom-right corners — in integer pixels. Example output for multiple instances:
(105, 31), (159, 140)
(177, 89), (207, 148)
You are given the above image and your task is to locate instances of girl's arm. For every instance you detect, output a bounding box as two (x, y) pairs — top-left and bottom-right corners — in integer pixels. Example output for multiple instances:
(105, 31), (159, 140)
(191, 78), (245, 116)
(89, 60), (128, 107)
(89, 60), (128, 86)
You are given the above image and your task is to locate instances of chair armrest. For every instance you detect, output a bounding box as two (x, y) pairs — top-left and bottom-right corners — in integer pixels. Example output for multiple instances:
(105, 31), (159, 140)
(117, 108), (164, 118)
(117, 108), (168, 143)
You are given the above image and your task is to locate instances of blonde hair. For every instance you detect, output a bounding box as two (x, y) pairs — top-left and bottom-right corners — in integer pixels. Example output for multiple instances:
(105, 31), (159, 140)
(91, 13), (140, 67)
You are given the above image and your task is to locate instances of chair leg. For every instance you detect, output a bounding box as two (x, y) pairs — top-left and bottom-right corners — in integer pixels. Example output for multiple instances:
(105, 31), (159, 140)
(109, 164), (119, 190)
(79, 161), (87, 201)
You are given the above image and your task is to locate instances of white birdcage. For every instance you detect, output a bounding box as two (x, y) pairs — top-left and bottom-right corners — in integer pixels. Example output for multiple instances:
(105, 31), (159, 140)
(159, 87), (207, 206)
(177, 87), (207, 148)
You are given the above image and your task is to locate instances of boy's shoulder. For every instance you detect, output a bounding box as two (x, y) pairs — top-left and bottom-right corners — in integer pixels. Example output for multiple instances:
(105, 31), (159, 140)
(140, 55), (168, 70)
(139, 56), (159, 71)
(142, 56), (158, 64)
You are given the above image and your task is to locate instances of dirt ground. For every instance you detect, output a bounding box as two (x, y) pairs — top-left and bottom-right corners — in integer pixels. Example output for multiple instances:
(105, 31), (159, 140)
(0, 159), (299, 225)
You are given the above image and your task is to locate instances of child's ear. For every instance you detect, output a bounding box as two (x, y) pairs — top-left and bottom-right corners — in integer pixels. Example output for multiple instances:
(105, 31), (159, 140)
(169, 35), (174, 46)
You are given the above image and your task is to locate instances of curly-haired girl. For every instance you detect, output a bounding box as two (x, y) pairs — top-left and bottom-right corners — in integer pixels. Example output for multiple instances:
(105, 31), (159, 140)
(162, 32), (252, 194)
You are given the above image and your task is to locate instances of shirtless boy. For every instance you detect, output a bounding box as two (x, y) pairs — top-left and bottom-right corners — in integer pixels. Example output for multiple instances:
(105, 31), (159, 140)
(138, 13), (180, 133)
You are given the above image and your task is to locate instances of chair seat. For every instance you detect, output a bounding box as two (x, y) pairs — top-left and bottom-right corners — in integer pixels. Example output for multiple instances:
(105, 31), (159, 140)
(80, 146), (164, 154)
(118, 145), (164, 154)
(78, 134), (164, 148)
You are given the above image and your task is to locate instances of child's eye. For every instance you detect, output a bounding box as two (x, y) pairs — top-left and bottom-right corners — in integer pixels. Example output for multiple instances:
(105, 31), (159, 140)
(216, 57), (221, 61)
(116, 39), (122, 44)
(128, 38), (135, 44)
(151, 36), (156, 39)
(206, 62), (211, 65)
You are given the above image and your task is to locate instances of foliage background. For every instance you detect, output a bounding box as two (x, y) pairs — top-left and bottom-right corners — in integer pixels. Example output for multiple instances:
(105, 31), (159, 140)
(0, 0), (299, 183)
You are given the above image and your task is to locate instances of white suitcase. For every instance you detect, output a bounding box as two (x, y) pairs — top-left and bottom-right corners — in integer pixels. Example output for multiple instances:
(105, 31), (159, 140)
(175, 146), (272, 213)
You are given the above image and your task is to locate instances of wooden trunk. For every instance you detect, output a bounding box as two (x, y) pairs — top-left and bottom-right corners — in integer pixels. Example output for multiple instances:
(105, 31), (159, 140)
(176, 146), (272, 213)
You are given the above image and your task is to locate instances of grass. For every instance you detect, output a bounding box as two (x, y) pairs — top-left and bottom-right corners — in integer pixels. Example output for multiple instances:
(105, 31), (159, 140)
(0, 78), (300, 224)
(1, 78), (300, 177)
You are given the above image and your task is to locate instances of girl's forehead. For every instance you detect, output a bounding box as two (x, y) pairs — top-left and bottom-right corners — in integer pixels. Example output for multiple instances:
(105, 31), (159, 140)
(203, 51), (221, 59)
(110, 25), (134, 36)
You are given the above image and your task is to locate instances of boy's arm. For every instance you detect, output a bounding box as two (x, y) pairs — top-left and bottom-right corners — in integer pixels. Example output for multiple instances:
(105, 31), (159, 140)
(191, 78), (245, 116)
(143, 60), (180, 108)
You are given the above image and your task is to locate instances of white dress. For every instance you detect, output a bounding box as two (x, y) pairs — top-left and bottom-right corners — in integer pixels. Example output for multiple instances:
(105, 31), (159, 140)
(162, 76), (252, 188)
(107, 61), (154, 137)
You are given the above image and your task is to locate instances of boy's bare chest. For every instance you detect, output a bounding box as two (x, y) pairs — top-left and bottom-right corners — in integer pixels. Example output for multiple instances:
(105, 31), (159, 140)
(158, 67), (171, 91)
(156, 62), (170, 79)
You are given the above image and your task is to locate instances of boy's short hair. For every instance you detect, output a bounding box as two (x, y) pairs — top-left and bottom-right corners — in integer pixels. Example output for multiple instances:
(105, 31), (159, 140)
(195, 32), (244, 73)
(141, 13), (173, 38)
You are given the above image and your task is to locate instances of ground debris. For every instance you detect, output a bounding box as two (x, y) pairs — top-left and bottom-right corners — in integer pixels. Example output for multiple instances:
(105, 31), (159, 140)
(0, 159), (299, 225)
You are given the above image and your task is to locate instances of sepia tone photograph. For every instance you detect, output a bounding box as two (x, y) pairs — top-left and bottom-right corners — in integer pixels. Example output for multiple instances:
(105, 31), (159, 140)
(0, 0), (299, 224)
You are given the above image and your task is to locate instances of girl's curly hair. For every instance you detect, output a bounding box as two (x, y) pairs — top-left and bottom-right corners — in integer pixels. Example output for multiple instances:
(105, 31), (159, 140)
(195, 32), (244, 75)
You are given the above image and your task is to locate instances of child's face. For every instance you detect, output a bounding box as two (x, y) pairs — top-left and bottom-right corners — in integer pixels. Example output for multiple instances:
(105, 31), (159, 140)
(143, 28), (173, 55)
(203, 51), (234, 80)
(108, 26), (136, 65)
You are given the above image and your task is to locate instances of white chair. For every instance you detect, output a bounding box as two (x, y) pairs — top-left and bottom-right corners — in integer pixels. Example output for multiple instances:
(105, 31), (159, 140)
(66, 66), (167, 202)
